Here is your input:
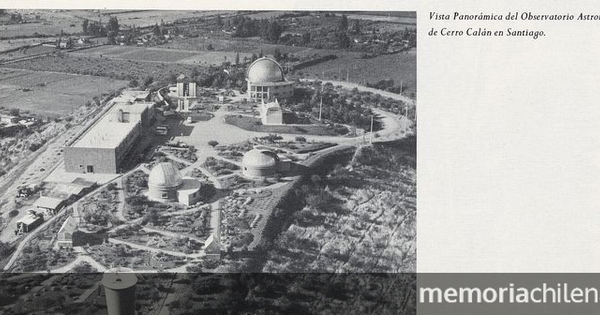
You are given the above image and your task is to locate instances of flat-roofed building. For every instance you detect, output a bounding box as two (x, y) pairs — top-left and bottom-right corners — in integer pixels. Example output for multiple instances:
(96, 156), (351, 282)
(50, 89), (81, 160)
(33, 196), (65, 216)
(64, 99), (153, 174)
(259, 99), (283, 125)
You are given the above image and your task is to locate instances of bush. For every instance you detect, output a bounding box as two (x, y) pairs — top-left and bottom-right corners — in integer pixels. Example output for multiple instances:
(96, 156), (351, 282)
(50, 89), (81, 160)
(9, 210), (18, 217)
(295, 136), (307, 143)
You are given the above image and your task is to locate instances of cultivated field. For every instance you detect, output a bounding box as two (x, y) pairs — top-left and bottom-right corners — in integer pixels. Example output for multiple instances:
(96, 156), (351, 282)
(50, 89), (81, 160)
(3, 54), (199, 82)
(70, 45), (253, 66)
(0, 68), (127, 116)
(162, 36), (312, 55)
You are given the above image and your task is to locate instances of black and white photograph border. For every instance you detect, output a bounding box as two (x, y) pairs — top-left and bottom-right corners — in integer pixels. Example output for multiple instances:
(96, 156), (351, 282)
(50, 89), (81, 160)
(0, 9), (416, 314)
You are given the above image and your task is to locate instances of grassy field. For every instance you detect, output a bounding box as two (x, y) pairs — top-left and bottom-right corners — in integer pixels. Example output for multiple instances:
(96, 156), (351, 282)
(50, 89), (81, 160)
(3, 54), (199, 82)
(0, 68), (127, 116)
(290, 48), (417, 96)
(71, 45), (254, 66)
(225, 115), (345, 136)
(0, 45), (57, 61)
(162, 36), (313, 55)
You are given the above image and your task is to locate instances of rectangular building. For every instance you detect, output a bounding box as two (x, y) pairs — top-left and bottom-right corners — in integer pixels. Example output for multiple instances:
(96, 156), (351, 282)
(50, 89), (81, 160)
(64, 101), (152, 174)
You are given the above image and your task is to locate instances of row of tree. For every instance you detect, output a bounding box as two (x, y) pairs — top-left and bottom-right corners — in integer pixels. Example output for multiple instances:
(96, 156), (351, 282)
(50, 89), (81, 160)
(82, 16), (119, 44)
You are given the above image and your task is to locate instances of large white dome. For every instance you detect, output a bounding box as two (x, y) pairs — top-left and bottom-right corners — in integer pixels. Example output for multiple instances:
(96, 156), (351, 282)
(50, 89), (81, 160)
(247, 58), (285, 83)
(148, 162), (183, 188)
(242, 149), (279, 168)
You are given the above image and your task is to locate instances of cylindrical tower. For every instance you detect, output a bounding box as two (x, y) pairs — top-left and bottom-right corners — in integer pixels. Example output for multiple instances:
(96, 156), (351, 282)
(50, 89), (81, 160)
(102, 267), (138, 315)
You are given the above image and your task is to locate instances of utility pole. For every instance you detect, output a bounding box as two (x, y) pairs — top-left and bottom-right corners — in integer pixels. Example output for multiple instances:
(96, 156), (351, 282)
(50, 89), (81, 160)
(346, 69), (349, 82)
(370, 115), (374, 144)
(318, 84), (323, 121)
(400, 80), (403, 95)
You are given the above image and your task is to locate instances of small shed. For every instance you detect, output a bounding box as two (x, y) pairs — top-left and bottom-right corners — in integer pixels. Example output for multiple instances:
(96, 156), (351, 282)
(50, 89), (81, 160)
(33, 196), (65, 216)
(56, 216), (78, 249)
(16, 213), (44, 234)
(204, 234), (222, 257)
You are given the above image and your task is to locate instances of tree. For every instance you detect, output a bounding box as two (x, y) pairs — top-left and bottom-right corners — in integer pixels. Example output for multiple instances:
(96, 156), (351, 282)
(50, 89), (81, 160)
(82, 19), (89, 35)
(152, 23), (161, 38)
(273, 48), (282, 62)
(235, 52), (240, 66)
(337, 32), (352, 49)
(106, 16), (119, 44)
(339, 15), (349, 32)
(351, 20), (360, 34)
(142, 76), (154, 88)
(265, 20), (282, 43)
(208, 140), (219, 147)
(9, 108), (19, 117)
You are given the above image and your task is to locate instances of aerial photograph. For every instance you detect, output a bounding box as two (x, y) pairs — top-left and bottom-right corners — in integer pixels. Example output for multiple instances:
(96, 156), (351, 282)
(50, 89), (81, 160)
(0, 9), (416, 314)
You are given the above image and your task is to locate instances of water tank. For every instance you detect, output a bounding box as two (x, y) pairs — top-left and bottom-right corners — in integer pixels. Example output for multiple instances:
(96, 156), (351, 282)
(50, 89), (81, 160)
(102, 267), (137, 315)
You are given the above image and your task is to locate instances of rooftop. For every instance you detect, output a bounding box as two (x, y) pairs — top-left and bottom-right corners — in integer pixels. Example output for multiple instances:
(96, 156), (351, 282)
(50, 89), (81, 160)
(17, 214), (42, 226)
(71, 102), (150, 149)
(71, 120), (138, 149)
(33, 196), (64, 210)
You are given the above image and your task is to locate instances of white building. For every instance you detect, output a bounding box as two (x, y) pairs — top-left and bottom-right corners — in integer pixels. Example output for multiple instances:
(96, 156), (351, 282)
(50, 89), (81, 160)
(259, 99), (283, 125)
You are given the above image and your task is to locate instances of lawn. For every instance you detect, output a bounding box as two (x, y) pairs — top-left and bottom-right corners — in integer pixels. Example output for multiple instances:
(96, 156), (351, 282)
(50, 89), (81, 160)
(224, 115), (346, 136)
(0, 68), (127, 116)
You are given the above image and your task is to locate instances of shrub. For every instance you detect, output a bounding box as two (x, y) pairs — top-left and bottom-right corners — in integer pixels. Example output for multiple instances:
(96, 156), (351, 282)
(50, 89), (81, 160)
(9, 210), (18, 217)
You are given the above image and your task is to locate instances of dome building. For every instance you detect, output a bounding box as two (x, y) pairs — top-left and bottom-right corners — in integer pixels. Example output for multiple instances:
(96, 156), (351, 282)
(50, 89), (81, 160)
(246, 57), (294, 102)
(242, 148), (280, 178)
(148, 162), (201, 205)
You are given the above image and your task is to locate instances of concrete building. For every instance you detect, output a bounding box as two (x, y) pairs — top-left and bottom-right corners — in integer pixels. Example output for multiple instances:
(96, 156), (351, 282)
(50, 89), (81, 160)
(102, 267), (137, 315)
(168, 74), (197, 112)
(148, 162), (201, 206)
(56, 216), (78, 249)
(259, 99), (283, 125)
(33, 196), (65, 216)
(64, 101), (153, 174)
(246, 57), (294, 102)
(242, 148), (280, 178)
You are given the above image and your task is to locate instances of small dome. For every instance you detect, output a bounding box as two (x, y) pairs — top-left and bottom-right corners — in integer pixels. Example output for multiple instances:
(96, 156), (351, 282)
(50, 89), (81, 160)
(148, 162), (183, 188)
(247, 58), (285, 83)
(242, 149), (279, 168)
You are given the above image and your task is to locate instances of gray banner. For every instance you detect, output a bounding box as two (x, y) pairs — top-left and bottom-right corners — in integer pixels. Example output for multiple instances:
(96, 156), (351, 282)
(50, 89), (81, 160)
(418, 274), (600, 314)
